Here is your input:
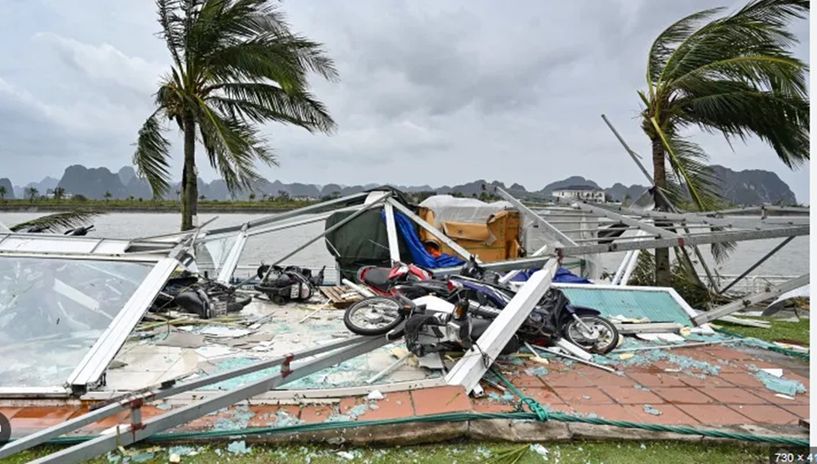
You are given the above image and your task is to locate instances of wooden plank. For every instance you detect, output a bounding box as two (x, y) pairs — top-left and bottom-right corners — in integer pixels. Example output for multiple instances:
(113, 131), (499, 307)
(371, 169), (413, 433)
(319, 285), (363, 308)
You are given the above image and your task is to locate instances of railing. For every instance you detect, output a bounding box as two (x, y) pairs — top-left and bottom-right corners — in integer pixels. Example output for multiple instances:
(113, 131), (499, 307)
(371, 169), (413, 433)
(700, 274), (802, 295)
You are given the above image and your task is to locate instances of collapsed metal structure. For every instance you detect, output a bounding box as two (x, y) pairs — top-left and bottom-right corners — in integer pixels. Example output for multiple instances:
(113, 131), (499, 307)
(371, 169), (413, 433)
(0, 117), (809, 462)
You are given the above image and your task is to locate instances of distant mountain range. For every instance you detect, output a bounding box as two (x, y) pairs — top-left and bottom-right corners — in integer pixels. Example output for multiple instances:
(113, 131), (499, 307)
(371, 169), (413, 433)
(0, 163), (798, 206)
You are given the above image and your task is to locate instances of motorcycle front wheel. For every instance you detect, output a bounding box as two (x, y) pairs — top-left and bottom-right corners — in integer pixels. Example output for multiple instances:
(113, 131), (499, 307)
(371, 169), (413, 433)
(344, 297), (405, 336)
(562, 315), (619, 354)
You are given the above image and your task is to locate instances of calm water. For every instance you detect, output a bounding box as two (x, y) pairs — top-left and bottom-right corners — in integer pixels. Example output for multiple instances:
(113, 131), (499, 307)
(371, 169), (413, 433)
(0, 211), (809, 278)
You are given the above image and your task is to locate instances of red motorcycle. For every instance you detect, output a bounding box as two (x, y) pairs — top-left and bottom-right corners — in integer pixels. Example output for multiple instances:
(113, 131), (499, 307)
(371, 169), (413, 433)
(355, 263), (450, 298)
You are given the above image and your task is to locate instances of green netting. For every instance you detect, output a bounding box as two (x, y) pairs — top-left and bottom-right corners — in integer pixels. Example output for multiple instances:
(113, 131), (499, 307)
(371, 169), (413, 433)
(560, 287), (692, 325)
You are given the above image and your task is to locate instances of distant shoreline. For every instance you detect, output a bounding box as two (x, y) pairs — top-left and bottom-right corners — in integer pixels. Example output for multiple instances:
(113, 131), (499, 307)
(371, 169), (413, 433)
(0, 199), (313, 214)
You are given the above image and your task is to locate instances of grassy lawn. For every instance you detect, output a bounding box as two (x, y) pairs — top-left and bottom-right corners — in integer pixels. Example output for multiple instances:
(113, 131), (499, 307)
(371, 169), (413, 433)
(0, 440), (783, 464)
(718, 316), (809, 346)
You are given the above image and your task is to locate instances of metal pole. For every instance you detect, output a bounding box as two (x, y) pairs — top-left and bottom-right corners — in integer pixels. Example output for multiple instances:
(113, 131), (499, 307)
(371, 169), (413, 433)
(383, 201), (401, 263)
(431, 225), (808, 275)
(499, 244), (548, 285)
(261, 192), (391, 281)
(30, 336), (390, 464)
(446, 260), (557, 393)
(245, 205), (363, 238)
(692, 274), (810, 325)
(386, 198), (475, 261)
(718, 236), (795, 295)
(600, 114), (653, 182)
(0, 335), (371, 459)
(600, 114), (720, 291)
(496, 187), (576, 246)
(205, 191), (370, 236)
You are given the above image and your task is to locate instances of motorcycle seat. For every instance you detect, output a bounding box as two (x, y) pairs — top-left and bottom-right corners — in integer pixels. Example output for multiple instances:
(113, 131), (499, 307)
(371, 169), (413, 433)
(359, 267), (392, 291)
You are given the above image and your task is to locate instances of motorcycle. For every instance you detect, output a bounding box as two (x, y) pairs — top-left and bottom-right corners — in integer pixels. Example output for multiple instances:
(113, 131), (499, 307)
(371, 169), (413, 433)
(255, 265), (325, 304)
(344, 293), (519, 358)
(450, 258), (619, 354)
(351, 259), (619, 354)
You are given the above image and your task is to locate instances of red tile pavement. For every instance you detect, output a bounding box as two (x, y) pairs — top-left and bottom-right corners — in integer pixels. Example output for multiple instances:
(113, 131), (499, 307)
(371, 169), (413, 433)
(728, 404), (800, 425)
(571, 404), (632, 421)
(357, 392), (414, 421)
(411, 385), (471, 416)
(543, 371), (596, 387)
(626, 373), (686, 388)
(472, 401), (516, 413)
(717, 372), (766, 388)
(506, 373), (548, 387)
(698, 387), (768, 405)
(676, 374), (735, 388)
(779, 404), (809, 419)
(651, 387), (716, 404)
(299, 404), (335, 424)
(247, 405), (301, 427)
(625, 403), (699, 425)
(553, 387), (614, 405)
(600, 386), (664, 404)
(582, 371), (636, 387)
(0, 344), (806, 437)
(520, 387), (563, 405)
(747, 387), (809, 405)
(675, 404), (753, 425)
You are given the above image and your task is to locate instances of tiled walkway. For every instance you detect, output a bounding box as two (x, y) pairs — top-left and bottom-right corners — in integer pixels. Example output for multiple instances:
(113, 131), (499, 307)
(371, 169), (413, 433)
(1, 344), (809, 440)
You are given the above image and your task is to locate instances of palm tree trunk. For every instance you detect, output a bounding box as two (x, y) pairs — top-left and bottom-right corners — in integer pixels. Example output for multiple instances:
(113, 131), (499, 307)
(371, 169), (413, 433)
(651, 136), (672, 286)
(180, 116), (198, 231)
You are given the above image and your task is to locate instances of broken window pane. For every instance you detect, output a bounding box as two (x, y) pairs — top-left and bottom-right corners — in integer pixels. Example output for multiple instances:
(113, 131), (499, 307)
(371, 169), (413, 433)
(0, 256), (153, 389)
(195, 234), (239, 277)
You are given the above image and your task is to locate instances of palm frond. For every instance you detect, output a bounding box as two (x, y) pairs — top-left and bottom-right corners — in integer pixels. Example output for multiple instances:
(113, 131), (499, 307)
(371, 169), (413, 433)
(661, 0), (808, 85)
(208, 82), (335, 131)
(672, 79), (808, 168)
(649, 119), (721, 211)
(648, 7), (723, 85)
(156, 0), (187, 69)
(134, 111), (172, 198)
(10, 210), (103, 233)
(195, 99), (275, 192)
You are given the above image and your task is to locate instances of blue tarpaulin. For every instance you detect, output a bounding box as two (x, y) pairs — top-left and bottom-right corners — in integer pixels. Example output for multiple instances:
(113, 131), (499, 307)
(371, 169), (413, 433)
(510, 267), (591, 284)
(389, 211), (464, 269)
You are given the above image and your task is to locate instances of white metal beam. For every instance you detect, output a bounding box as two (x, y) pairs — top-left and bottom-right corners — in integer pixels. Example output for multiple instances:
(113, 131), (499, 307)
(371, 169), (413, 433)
(445, 259), (557, 393)
(67, 258), (180, 390)
(383, 201), (401, 263)
(496, 187), (576, 246)
(386, 198), (475, 261)
(692, 274), (810, 325)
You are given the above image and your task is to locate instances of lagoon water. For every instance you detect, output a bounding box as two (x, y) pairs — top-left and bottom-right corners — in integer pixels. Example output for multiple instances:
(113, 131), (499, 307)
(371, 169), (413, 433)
(0, 211), (809, 280)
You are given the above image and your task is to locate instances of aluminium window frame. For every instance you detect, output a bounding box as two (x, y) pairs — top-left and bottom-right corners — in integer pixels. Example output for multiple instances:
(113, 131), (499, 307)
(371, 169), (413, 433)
(0, 239), (180, 396)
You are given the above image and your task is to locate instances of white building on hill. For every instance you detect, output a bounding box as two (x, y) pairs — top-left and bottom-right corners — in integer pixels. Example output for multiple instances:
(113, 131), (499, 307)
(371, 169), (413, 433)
(552, 185), (606, 203)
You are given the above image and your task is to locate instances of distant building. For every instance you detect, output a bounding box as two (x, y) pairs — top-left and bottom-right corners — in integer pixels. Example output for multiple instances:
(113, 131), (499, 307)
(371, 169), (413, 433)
(552, 185), (605, 203)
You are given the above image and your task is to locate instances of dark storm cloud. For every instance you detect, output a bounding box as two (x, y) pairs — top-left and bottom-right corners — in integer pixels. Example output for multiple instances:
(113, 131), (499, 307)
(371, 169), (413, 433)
(0, 0), (809, 201)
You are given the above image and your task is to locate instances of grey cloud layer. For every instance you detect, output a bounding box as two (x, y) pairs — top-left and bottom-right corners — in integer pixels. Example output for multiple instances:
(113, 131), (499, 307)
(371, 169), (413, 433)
(0, 0), (809, 201)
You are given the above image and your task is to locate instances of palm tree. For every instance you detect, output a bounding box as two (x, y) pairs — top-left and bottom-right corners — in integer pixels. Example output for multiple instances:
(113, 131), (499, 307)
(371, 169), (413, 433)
(134, 0), (337, 230)
(641, 0), (808, 285)
(53, 187), (66, 201)
(0, 186), (6, 201)
(104, 191), (113, 202)
(25, 187), (38, 202)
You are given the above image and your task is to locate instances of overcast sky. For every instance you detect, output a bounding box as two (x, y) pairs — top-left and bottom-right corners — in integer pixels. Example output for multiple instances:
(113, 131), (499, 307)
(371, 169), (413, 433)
(0, 0), (810, 201)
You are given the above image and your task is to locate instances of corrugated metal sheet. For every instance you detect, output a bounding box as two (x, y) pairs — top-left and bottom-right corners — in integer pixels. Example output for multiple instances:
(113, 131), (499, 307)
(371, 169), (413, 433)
(559, 286), (692, 325)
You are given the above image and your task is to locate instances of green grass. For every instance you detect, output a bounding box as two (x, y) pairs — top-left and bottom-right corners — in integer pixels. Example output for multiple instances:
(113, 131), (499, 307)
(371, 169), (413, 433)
(718, 316), (809, 346)
(0, 441), (786, 464)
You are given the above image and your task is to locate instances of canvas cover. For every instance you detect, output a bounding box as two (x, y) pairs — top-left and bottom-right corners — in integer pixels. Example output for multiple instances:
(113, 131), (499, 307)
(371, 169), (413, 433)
(325, 209), (409, 281)
(418, 195), (522, 262)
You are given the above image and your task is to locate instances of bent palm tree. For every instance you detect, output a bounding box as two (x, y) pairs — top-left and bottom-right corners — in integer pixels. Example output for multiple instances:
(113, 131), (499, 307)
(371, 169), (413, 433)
(135, 0), (337, 230)
(641, 0), (809, 285)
